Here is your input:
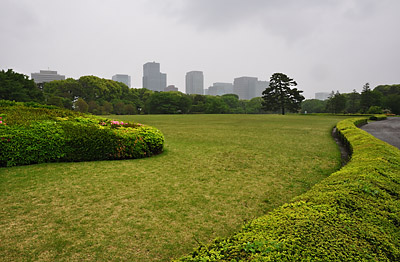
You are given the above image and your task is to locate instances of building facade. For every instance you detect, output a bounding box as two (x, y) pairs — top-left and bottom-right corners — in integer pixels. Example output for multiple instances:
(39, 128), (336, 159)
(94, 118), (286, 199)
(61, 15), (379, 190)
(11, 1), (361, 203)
(112, 74), (131, 88)
(233, 76), (258, 100)
(185, 71), (204, 95)
(142, 62), (167, 92)
(208, 82), (234, 96)
(257, 81), (269, 97)
(31, 70), (65, 84)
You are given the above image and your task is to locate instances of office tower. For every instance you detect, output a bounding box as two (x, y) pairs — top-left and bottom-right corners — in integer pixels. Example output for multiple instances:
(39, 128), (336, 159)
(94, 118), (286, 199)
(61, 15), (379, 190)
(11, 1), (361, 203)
(31, 70), (65, 83)
(142, 62), (167, 91)
(233, 76), (258, 100)
(257, 81), (269, 97)
(112, 74), (131, 88)
(315, 92), (330, 100)
(185, 71), (204, 95)
(208, 82), (234, 96)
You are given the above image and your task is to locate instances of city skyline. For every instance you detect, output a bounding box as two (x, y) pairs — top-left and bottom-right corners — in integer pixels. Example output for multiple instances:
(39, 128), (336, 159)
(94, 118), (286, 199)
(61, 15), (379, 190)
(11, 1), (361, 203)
(1, 1), (399, 99)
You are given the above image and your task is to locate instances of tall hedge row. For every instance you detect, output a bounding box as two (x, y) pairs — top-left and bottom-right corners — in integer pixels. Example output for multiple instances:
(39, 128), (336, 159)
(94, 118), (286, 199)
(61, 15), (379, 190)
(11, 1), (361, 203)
(177, 117), (400, 261)
(0, 103), (164, 167)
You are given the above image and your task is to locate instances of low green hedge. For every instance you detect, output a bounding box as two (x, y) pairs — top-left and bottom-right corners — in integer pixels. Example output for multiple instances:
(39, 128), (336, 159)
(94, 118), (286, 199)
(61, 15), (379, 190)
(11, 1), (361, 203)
(369, 114), (387, 121)
(0, 103), (164, 167)
(177, 117), (400, 261)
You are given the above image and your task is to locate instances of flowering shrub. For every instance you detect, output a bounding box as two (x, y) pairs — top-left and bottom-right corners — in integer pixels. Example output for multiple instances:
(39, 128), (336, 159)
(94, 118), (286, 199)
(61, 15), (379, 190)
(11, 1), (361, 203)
(0, 116), (6, 125)
(0, 102), (164, 167)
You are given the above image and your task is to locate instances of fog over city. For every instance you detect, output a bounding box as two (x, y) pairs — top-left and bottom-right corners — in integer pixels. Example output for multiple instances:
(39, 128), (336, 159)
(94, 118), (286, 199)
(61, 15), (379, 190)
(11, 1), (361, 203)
(1, 0), (399, 98)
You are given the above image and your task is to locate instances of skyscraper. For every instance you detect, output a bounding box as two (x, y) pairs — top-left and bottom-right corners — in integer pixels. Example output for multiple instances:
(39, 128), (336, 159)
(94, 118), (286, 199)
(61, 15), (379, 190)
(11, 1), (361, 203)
(112, 74), (131, 88)
(208, 82), (234, 96)
(142, 62), (167, 91)
(257, 80), (269, 97)
(185, 71), (204, 95)
(233, 77), (258, 100)
(31, 70), (65, 83)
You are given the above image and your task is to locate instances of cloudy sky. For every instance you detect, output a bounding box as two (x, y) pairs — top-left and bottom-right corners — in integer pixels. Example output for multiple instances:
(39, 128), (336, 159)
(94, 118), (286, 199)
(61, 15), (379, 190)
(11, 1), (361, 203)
(1, 0), (399, 98)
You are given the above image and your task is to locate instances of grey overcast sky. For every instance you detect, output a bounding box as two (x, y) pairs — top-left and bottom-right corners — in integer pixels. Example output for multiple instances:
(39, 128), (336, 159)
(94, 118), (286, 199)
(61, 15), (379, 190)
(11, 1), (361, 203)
(1, 0), (399, 98)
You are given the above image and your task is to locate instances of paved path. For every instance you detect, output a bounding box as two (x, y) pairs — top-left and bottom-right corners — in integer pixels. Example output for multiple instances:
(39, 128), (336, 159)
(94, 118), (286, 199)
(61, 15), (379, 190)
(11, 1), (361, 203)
(360, 117), (400, 149)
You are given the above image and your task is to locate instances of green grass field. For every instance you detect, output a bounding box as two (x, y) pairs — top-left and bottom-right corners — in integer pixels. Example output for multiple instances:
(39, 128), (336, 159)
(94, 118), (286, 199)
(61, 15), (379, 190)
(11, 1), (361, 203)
(0, 114), (347, 261)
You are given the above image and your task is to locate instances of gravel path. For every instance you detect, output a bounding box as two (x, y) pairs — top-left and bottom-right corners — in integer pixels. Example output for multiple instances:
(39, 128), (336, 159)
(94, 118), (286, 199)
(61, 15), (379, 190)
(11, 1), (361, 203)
(360, 117), (400, 149)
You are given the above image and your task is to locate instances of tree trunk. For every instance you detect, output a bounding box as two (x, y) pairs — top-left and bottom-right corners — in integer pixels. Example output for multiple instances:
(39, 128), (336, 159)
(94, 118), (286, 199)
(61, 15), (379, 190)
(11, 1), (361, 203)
(281, 106), (285, 115)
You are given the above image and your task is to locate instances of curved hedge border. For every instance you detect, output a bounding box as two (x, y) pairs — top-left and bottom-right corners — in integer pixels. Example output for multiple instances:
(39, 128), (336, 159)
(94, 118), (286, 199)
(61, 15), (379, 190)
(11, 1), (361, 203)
(177, 117), (400, 261)
(0, 103), (164, 167)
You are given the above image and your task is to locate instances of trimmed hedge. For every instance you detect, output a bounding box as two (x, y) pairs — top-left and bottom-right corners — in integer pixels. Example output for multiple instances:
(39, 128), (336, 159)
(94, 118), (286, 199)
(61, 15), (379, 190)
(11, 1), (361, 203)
(0, 102), (164, 167)
(176, 117), (400, 261)
(369, 114), (387, 121)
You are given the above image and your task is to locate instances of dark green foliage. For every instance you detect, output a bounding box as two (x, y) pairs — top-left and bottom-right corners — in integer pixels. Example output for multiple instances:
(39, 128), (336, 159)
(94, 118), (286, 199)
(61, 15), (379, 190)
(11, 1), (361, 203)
(146, 91), (192, 114)
(0, 102), (164, 167)
(0, 69), (44, 103)
(360, 83), (383, 113)
(262, 73), (305, 115)
(367, 106), (383, 114)
(326, 91), (347, 114)
(346, 89), (361, 113)
(374, 85), (400, 114)
(385, 95), (400, 114)
(176, 117), (400, 261)
(74, 97), (88, 113)
(245, 97), (265, 114)
(301, 99), (327, 113)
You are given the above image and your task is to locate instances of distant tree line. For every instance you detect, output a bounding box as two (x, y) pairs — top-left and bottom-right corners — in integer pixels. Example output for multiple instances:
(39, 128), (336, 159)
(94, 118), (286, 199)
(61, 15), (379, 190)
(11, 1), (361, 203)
(302, 83), (400, 115)
(0, 69), (265, 114)
(2, 69), (398, 115)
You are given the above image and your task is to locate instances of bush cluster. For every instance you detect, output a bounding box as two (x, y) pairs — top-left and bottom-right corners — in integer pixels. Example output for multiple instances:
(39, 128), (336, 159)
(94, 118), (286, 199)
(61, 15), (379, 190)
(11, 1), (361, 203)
(176, 117), (400, 261)
(0, 102), (164, 167)
(369, 114), (387, 121)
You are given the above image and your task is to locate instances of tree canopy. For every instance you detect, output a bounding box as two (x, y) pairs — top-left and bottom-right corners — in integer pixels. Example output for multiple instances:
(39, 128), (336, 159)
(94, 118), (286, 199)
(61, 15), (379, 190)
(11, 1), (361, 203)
(0, 69), (44, 103)
(261, 73), (304, 115)
(2, 69), (399, 115)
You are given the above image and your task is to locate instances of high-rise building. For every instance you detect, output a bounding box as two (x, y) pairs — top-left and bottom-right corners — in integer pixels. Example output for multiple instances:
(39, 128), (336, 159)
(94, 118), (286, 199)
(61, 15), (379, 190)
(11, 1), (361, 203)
(256, 81), (269, 97)
(185, 71), (204, 95)
(112, 74), (131, 88)
(31, 70), (65, 83)
(142, 62), (167, 91)
(208, 82), (234, 96)
(315, 92), (330, 100)
(233, 76), (258, 100)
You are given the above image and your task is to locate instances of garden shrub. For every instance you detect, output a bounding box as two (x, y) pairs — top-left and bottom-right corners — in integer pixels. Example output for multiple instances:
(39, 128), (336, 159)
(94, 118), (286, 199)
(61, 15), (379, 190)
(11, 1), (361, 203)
(59, 121), (119, 162)
(0, 102), (164, 167)
(0, 121), (66, 167)
(176, 117), (400, 261)
(369, 114), (387, 121)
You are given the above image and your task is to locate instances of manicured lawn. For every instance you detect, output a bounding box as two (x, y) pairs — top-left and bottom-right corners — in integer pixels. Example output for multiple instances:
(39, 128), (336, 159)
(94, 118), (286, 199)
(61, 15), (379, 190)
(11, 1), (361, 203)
(0, 114), (347, 261)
